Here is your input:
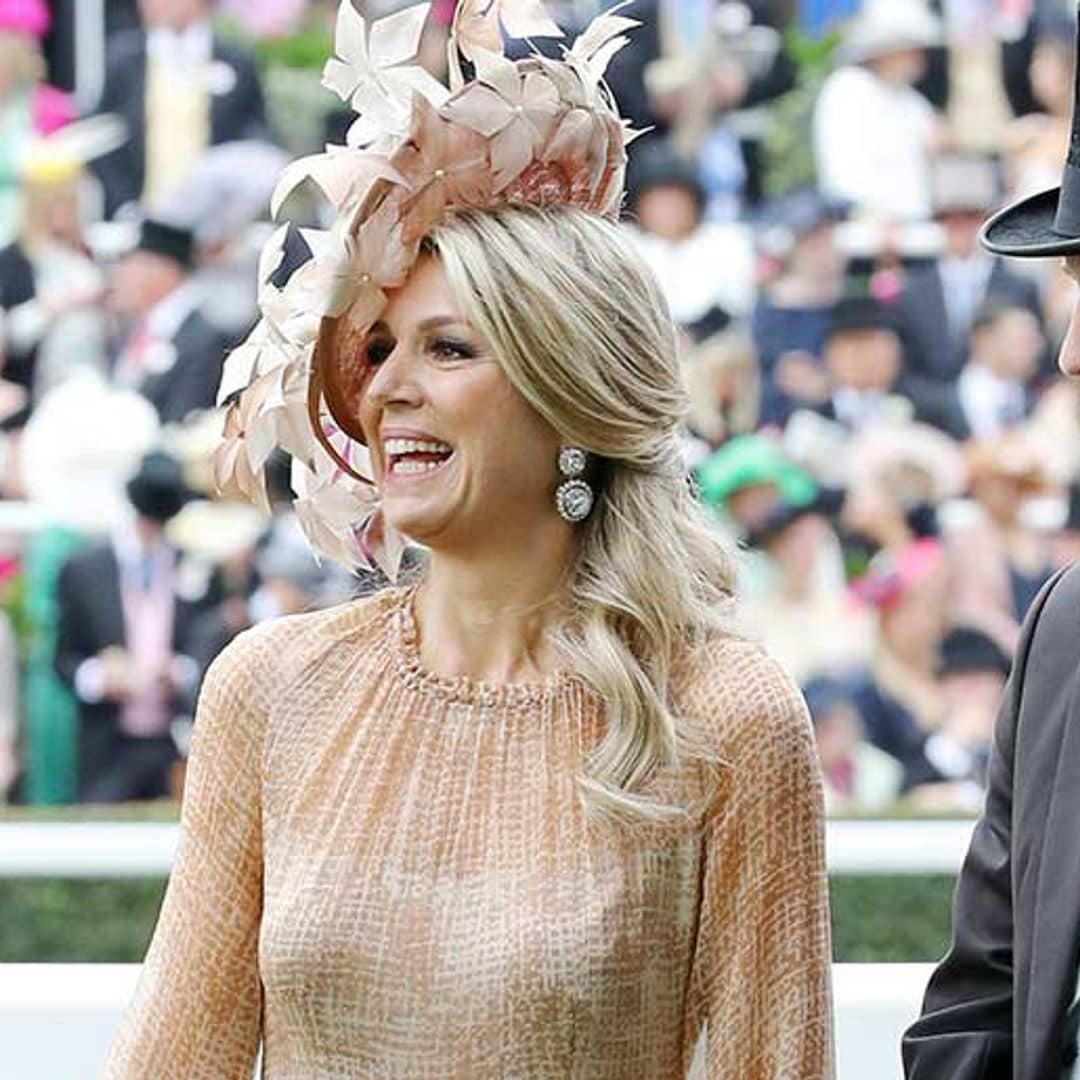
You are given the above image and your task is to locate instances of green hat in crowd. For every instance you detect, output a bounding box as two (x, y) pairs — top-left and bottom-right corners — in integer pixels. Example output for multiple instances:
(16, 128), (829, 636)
(694, 434), (818, 510)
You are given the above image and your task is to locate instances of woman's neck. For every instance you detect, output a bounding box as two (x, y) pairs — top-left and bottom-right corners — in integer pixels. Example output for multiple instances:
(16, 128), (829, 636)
(414, 538), (576, 685)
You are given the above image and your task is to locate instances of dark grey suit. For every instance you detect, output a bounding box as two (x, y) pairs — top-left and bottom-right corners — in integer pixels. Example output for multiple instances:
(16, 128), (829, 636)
(896, 259), (1044, 439)
(903, 563), (1080, 1079)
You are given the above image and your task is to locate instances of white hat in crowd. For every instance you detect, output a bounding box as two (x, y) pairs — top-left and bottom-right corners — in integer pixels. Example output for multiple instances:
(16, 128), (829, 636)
(837, 0), (944, 66)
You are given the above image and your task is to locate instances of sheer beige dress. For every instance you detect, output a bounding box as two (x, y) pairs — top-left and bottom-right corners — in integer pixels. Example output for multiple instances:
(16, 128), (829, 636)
(101, 582), (833, 1078)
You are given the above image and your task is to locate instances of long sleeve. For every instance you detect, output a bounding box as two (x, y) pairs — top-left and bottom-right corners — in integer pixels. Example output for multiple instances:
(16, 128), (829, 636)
(684, 651), (834, 1079)
(901, 568), (1068, 1078)
(101, 624), (271, 1079)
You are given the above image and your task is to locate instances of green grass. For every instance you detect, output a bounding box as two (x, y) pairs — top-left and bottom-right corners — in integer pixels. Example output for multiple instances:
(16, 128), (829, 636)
(0, 874), (959, 964)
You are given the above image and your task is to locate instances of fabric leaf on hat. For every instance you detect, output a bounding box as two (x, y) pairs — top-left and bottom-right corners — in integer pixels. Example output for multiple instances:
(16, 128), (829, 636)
(269, 146), (407, 220)
(453, 0), (562, 62)
(290, 198), (415, 337)
(498, 0), (562, 40)
(393, 95), (493, 243)
(567, 4), (638, 86)
(214, 390), (275, 514)
(322, 0), (448, 146)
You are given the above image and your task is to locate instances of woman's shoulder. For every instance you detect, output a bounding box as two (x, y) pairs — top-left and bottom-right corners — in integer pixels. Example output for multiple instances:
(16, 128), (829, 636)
(205, 586), (406, 700)
(672, 630), (811, 762)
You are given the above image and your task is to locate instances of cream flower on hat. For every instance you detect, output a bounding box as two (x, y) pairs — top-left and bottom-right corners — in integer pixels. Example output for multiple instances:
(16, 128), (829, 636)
(322, 1), (449, 146)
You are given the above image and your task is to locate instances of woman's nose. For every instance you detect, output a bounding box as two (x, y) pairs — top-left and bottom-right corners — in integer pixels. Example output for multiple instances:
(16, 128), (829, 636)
(365, 345), (423, 407)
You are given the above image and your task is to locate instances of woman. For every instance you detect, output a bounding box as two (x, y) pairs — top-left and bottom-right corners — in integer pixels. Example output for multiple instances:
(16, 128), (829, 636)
(0, 0), (73, 245)
(102, 3), (833, 1077)
(0, 137), (107, 434)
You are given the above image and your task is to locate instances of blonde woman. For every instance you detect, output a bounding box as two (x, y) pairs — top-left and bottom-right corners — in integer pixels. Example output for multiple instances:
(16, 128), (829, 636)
(102, 4), (833, 1077)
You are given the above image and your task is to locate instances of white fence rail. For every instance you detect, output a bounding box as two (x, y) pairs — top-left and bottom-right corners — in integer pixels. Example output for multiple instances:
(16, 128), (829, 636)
(0, 962), (932, 1080)
(0, 818), (977, 877)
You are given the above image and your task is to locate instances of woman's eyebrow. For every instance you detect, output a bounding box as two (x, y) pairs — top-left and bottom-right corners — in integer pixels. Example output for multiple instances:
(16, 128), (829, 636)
(417, 315), (470, 332)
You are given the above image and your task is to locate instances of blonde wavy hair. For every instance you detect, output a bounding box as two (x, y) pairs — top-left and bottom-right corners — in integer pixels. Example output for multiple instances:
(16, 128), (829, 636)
(423, 203), (740, 827)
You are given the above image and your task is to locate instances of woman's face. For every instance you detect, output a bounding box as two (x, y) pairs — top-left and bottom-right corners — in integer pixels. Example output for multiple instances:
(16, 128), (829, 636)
(355, 255), (564, 551)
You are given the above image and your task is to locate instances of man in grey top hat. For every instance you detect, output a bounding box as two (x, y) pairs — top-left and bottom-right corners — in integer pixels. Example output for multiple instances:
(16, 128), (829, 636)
(902, 11), (1080, 1077)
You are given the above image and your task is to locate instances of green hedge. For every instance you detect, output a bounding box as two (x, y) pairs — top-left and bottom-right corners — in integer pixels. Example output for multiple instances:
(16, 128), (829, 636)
(0, 875), (957, 964)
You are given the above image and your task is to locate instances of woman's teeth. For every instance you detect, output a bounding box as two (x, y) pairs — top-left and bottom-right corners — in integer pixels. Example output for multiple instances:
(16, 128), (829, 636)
(383, 438), (452, 456)
(391, 458), (446, 474)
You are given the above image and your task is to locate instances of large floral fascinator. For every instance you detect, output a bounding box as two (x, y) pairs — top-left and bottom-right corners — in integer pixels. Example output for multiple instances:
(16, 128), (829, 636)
(212, 0), (640, 579)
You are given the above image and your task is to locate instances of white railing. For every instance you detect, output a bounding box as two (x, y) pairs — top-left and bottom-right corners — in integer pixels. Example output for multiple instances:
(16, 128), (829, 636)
(0, 962), (933, 1080)
(0, 818), (977, 878)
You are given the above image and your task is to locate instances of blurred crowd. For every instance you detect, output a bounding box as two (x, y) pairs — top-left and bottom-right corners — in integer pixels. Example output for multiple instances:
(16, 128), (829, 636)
(1, 0), (1079, 814)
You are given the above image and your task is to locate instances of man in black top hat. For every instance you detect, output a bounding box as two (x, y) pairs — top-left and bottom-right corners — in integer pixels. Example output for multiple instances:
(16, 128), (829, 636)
(903, 8), (1080, 1077)
(54, 450), (219, 802)
(815, 294), (906, 431)
(108, 218), (230, 426)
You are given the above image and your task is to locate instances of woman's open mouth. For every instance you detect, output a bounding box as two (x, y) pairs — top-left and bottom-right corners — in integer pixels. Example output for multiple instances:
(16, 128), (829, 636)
(383, 438), (455, 483)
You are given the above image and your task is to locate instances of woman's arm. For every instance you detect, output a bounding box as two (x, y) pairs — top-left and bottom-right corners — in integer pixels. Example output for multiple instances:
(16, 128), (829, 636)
(101, 624), (274, 1079)
(684, 650), (835, 1079)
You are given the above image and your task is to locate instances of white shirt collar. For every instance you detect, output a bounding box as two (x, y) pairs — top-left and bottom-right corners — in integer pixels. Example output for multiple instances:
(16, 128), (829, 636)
(110, 515), (175, 578)
(146, 20), (213, 70)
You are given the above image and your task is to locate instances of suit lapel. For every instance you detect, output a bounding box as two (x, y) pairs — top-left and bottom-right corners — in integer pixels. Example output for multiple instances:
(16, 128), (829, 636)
(97, 547), (126, 646)
(1025, 666), (1080, 1077)
(130, 44), (148, 190)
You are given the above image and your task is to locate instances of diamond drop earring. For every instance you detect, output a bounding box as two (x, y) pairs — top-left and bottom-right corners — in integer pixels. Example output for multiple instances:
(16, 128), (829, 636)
(554, 446), (594, 523)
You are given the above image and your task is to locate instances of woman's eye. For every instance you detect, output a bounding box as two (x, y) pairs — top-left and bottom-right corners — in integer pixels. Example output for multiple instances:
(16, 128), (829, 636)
(364, 342), (392, 366)
(430, 337), (476, 361)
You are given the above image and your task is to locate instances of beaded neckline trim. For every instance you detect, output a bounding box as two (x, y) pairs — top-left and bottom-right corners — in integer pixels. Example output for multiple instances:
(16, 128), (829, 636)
(390, 583), (577, 710)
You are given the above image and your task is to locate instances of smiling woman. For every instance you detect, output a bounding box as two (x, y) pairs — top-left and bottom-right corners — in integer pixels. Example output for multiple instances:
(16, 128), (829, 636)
(100, 2), (834, 1078)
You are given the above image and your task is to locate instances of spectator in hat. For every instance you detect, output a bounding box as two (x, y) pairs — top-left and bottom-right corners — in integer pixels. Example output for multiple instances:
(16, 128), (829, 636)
(839, 420), (967, 569)
(1003, 10), (1076, 201)
(955, 299), (1044, 440)
(896, 153), (1046, 429)
(750, 186), (845, 427)
(107, 217), (230, 426)
(54, 450), (220, 802)
(911, 626), (1013, 808)
(623, 141), (754, 335)
(740, 496), (875, 685)
(0, 126), (111, 434)
(0, 0), (74, 245)
(813, 0), (948, 223)
(847, 538), (952, 788)
(816, 293), (909, 431)
(89, 0), (267, 219)
(681, 325), (761, 463)
(944, 433), (1055, 653)
(802, 675), (903, 813)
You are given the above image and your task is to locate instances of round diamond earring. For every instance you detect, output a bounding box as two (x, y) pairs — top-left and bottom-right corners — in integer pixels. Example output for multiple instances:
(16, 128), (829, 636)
(555, 446), (594, 523)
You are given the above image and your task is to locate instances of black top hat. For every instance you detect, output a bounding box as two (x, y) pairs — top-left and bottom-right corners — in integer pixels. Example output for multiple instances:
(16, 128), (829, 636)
(824, 294), (901, 340)
(134, 218), (195, 270)
(936, 627), (1012, 678)
(980, 9), (1080, 256)
(126, 450), (191, 523)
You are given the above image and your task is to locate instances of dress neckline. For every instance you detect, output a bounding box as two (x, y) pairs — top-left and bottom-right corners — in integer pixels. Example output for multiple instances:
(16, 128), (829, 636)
(389, 582), (577, 711)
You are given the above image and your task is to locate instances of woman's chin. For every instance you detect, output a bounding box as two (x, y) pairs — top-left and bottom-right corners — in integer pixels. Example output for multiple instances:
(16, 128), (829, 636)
(380, 496), (452, 545)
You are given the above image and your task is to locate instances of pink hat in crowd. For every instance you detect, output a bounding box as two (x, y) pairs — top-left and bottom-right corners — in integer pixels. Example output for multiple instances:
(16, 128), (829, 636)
(849, 538), (945, 611)
(0, 0), (51, 37)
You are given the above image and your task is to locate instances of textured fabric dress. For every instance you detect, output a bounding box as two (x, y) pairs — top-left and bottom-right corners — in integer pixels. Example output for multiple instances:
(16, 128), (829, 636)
(101, 582), (834, 1079)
